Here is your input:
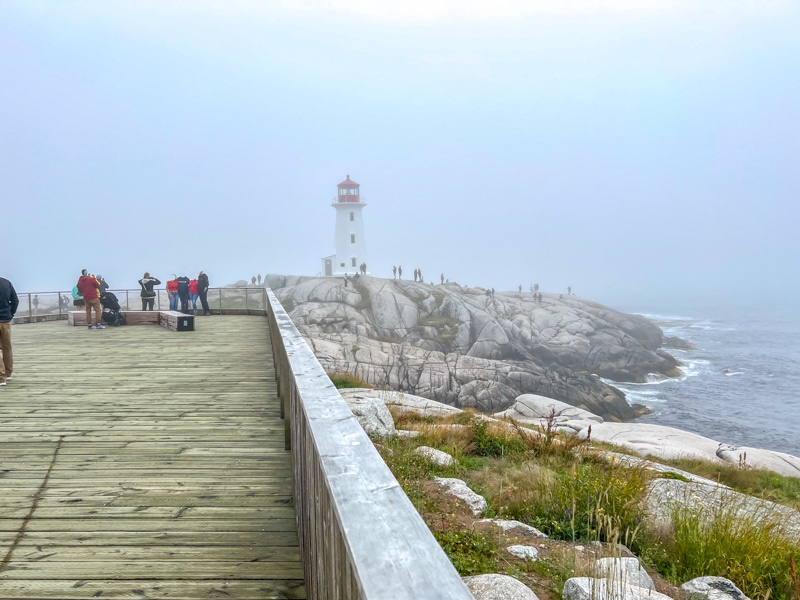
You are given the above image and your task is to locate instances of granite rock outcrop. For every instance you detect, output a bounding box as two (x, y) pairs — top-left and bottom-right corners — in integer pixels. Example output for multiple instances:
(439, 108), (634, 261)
(266, 275), (681, 419)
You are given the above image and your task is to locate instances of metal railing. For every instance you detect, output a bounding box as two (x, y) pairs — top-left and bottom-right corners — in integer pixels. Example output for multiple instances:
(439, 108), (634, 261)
(266, 289), (472, 600)
(10, 287), (269, 323)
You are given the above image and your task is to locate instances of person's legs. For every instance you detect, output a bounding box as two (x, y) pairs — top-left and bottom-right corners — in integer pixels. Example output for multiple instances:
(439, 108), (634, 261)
(179, 293), (189, 314)
(0, 322), (12, 381)
(88, 298), (102, 325)
(142, 298), (147, 311)
(191, 293), (198, 312)
(199, 291), (210, 314)
(169, 292), (178, 311)
(145, 297), (154, 311)
(85, 300), (93, 325)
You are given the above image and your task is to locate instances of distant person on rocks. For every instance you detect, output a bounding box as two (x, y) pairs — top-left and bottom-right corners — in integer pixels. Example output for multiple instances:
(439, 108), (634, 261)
(491, 288), (495, 298)
(519, 284), (522, 294)
(177, 275), (191, 314)
(567, 286), (572, 295)
(72, 284), (84, 310)
(0, 276), (19, 386)
(189, 277), (199, 315)
(441, 273), (444, 285)
(77, 269), (104, 329)
(418, 269), (423, 282)
(392, 265), (397, 279)
(257, 273), (262, 285)
(167, 275), (179, 311)
(197, 271), (211, 315)
(398, 266), (402, 279)
(251, 275), (256, 286)
(138, 272), (161, 311)
(413, 269), (417, 282)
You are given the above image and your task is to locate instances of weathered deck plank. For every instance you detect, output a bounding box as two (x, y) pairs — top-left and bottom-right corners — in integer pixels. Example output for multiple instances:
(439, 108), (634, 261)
(0, 317), (305, 599)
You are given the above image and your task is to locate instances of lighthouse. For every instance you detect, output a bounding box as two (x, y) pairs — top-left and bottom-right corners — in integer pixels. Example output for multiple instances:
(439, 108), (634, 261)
(321, 175), (369, 277)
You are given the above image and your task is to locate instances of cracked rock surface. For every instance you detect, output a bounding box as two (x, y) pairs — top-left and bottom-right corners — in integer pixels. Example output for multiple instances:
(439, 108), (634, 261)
(266, 274), (681, 418)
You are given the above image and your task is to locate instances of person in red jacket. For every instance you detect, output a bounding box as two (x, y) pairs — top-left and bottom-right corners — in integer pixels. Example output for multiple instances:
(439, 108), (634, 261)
(166, 275), (179, 311)
(189, 277), (199, 315)
(76, 269), (104, 329)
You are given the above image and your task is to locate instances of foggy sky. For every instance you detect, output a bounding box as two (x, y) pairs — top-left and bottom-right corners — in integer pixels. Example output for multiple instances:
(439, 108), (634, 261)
(2, 1), (798, 317)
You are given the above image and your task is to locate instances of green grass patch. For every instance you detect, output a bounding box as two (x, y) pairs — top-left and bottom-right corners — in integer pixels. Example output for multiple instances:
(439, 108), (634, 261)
(327, 371), (371, 389)
(648, 495), (800, 600)
(661, 457), (800, 510)
(434, 529), (499, 575)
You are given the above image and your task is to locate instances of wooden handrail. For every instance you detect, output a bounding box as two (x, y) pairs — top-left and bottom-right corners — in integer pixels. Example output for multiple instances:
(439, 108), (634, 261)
(266, 289), (473, 600)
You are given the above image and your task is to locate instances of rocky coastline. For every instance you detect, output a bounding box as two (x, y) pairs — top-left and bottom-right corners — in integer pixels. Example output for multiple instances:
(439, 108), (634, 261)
(265, 274), (681, 421)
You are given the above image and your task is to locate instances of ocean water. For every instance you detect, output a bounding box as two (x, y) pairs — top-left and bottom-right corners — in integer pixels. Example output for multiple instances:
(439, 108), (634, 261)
(608, 311), (800, 459)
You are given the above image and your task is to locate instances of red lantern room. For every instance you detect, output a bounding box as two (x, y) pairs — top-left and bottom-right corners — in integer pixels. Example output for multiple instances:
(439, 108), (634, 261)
(336, 175), (361, 203)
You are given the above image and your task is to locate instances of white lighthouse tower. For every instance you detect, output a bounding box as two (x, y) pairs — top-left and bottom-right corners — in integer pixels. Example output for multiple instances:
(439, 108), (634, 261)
(322, 175), (368, 277)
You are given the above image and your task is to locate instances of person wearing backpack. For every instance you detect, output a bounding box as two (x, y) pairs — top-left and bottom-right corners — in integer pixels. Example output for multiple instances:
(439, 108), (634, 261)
(138, 273), (161, 311)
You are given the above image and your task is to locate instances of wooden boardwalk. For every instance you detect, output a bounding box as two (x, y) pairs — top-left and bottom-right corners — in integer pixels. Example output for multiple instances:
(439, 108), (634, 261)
(0, 316), (305, 599)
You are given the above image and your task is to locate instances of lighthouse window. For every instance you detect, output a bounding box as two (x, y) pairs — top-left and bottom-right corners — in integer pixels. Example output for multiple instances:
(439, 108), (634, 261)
(350, 234), (356, 244)
(350, 188), (357, 195)
(351, 258), (357, 267)
(350, 212), (354, 221)
(339, 188), (346, 195)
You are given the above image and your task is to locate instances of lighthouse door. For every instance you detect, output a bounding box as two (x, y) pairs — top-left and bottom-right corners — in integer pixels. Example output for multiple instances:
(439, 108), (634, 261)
(325, 259), (332, 277)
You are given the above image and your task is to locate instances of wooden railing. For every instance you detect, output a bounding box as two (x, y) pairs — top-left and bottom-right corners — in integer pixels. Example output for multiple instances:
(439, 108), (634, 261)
(266, 289), (473, 600)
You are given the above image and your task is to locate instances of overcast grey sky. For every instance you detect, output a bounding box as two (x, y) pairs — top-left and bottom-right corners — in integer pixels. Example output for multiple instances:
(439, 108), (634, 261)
(2, 1), (798, 315)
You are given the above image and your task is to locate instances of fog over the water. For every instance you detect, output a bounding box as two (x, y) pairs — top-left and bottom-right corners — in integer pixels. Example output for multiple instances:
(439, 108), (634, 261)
(2, 1), (798, 317)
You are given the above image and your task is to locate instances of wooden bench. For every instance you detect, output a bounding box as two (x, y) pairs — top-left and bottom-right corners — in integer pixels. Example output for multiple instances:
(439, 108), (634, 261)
(68, 310), (194, 331)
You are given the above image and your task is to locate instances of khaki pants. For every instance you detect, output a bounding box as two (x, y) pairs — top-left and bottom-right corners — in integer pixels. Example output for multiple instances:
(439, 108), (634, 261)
(85, 298), (102, 326)
(0, 321), (11, 382)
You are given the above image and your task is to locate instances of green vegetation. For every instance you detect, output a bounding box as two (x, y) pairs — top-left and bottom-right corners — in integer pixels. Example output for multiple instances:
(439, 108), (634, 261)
(327, 371), (371, 389)
(379, 408), (800, 600)
(660, 456), (800, 510)
(647, 497), (800, 600)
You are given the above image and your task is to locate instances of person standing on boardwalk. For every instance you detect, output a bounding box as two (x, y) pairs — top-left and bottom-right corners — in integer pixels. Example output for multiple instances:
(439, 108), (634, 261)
(77, 270), (104, 329)
(138, 272), (161, 311)
(166, 275), (179, 311)
(97, 275), (110, 295)
(189, 277), (199, 315)
(0, 276), (19, 386)
(72, 284), (84, 309)
(176, 274), (191, 314)
(197, 271), (211, 315)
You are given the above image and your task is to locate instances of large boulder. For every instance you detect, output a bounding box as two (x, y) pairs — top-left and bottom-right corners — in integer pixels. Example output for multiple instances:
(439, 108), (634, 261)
(495, 394), (603, 434)
(681, 577), (750, 600)
(563, 577), (672, 600)
(269, 275), (681, 419)
(577, 423), (724, 462)
(338, 389), (396, 439)
(463, 574), (540, 600)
